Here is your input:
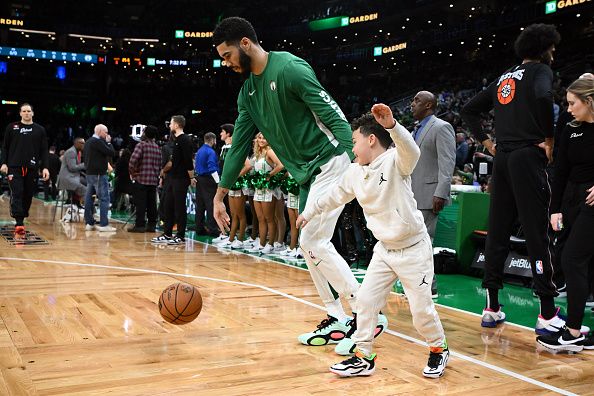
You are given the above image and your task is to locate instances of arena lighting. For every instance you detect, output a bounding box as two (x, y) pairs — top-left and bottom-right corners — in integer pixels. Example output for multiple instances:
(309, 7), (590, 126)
(213, 59), (221, 68)
(0, 46), (97, 63)
(124, 37), (159, 42)
(191, 110), (202, 114)
(2, 100), (18, 105)
(68, 34), (111, 41)
(9, 28), (55, 35)
(101, 107), (117, 111)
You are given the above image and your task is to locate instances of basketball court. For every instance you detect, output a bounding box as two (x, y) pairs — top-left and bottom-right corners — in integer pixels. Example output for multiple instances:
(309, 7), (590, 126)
(1, 198), (593, 395)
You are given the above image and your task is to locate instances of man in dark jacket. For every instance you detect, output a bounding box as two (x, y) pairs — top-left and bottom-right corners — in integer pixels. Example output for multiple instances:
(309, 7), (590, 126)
(0, 103), (49, 236)
(83, 124), (116, 232)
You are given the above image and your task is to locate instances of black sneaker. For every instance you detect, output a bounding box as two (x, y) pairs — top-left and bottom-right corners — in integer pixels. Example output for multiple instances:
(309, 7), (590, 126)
(537, 327), (593, 352)
(127, 226), (146, 233)
(151, 234), (172, 244)
(167, 236), (186, 245)
(330, 351), (376, 377)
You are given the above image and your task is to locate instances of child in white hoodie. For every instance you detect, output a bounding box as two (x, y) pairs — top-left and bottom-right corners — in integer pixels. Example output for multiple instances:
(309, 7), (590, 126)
(297, 104), (448, 378)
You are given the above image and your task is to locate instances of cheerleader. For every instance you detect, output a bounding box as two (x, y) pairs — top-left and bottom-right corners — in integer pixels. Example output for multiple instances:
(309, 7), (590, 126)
(227, 158), (253, 249)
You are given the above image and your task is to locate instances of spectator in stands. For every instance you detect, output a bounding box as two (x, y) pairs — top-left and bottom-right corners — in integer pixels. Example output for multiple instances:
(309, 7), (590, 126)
(455, 133), (469, 169)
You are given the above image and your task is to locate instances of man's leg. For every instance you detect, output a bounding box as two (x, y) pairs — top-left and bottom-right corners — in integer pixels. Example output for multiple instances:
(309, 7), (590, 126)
(202, 176), (219, 232)
(482, 151), (517, 323)
(84, 175), (98, 226)
(299, 154), (360, 319)
(146, 185), (158, 229)
(195, 179), (206, 232)
(134, 183), (148, 227)
(97, 175), (110, 226)
(510, 147), (557, 322)
(162, 180), (175, 237)
(172, 178), (190, 238)
(7, 168), (25, 225)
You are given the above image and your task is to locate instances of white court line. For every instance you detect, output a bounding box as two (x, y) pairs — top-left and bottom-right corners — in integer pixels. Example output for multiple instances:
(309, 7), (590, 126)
(195, 240), (537, 332)
(0, 256), (575, 396)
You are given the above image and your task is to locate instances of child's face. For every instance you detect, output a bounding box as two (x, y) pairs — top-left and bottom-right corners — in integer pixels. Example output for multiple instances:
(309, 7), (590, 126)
(352, 128), (372, 165)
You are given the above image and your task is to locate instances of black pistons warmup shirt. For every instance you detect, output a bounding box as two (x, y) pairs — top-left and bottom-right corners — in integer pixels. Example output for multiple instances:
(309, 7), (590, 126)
(461, 62), (554, 149)
(1, 121), (49, 169)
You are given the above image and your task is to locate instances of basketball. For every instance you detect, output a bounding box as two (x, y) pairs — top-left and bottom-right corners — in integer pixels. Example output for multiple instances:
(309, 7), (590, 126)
(158, 282), (203, 325)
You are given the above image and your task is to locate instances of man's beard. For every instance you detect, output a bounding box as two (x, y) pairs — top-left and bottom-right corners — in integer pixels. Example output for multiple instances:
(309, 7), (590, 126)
(239, 48), (252, 79)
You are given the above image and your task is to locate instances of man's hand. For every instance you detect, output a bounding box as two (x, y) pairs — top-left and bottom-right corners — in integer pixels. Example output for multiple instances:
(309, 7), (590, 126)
(213, 188), (230, 233)
(481, 138), (497, 156)
(191, 178), (197, 188)
(586, 185), (594, 206)
(432, 196), (446, 214)
(41, 168), (50, 181)
(0, 164), (7, 174)
(537, 138), (553, 164)
(371, 103), (397, 129)
(550, 213), (563, 231)
(105, 134), (112, 143)
(296, 214), (309, 229)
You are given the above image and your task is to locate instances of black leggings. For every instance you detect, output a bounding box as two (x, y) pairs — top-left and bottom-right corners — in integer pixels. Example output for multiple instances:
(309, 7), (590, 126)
(8, 166), (37, 225)
(562, 182), (594, 330)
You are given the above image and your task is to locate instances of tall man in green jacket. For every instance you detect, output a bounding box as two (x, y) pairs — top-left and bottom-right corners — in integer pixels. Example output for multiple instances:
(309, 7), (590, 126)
(212, 17), (387, 347)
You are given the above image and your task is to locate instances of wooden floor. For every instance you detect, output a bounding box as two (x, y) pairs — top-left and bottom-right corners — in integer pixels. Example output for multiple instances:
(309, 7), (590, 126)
(1, 199), (593, 395)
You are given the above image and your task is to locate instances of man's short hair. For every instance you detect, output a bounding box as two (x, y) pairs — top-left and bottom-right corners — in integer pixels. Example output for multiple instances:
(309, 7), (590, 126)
(144, 125), (158, 139)
(351, 113), (393, 150)
(171, 115), (185, 129)
(213, 17), (258, 47)
(19, 102), (33, 111)
(514, 23), (560, 60)
(220, 123), (234, 136)
(204, 132), (217, 144)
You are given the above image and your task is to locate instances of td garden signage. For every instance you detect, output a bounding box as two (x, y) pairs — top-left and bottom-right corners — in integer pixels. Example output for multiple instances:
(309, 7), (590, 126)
(373, 42), (407, 56)
(1, 18), (24, 26)
(545, 0), (591, 14)
(175, 30), (213, 39)
(309, 13), (379, 31)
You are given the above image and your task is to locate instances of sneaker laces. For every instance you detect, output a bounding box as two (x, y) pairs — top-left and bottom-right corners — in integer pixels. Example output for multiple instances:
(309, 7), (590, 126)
(427, 352), (443, 369)
(341, 355), (363, 366)
(316, 316), (337, 331)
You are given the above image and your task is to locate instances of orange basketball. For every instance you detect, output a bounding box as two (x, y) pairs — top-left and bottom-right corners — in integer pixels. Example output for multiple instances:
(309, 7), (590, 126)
(158, 282), (203, 325)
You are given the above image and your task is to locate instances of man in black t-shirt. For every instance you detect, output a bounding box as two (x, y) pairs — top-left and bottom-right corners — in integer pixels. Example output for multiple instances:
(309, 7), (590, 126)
(1, 103), (49, 236)
(461, 24), (564, 335)
(151, 115), (194, 245)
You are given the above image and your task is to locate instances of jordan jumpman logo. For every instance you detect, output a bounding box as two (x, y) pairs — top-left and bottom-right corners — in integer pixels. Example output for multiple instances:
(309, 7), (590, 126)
(419, 275), (429, 287)
(379, 173), (387, 185)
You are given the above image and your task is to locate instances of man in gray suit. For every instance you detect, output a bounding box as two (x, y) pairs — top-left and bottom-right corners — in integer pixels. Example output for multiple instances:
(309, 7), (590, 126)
(410, 91), (456, 297)
(57, 138), (86, 200)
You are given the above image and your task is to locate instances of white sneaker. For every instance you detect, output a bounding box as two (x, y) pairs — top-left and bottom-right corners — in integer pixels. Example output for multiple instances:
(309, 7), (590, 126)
(273, 242), (285, 252)
(535, 308), (590, 336)
(330, 351), (376, 377)
(279, 248), (293, 256)
(218, 239), (232, 248)
(248, 245), (264, 253)
(212, 234), (228, 244)
(244, 237), (255, 247)
(423, 348), (449, 378)
(85, 224), (95, 231)
(230, 239), (244, 249)
(261, 244), (274, 254)
(287, 248), (303, 258)
(481, 308), (506, 328)
(97, 225), (116, 232)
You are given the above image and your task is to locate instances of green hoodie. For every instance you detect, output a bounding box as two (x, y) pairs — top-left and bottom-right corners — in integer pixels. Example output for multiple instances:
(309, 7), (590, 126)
(219, 51), (354, 199)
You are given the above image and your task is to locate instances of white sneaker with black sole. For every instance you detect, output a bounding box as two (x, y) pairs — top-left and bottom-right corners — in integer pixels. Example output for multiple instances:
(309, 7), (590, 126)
(481, 307), (506, 328)
(423, 347), (450, 378)
(535, 307), (590, 336)
(330, 351), (376, 377)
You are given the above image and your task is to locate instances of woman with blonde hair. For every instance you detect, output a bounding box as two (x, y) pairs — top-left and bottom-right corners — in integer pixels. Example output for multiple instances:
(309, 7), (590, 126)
(538, 77), (594, 352)
(248, 133), (284, 254)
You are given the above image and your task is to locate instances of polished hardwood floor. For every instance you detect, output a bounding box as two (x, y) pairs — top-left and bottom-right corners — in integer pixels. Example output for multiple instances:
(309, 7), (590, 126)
(0, 199), (593, 395)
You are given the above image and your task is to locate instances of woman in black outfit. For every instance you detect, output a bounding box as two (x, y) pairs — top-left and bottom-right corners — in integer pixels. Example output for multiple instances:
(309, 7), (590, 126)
(538, 77), (594, 352)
